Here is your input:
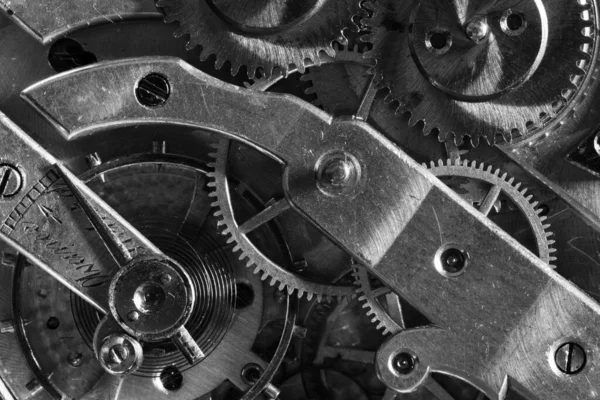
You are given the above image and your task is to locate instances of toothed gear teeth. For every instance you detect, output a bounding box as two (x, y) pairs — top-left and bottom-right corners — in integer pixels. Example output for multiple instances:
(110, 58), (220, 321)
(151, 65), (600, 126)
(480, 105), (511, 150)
(361, 0), (597, 145)
(157, 0), (364, 79)
(254, 40), (374, 113)
(355, 160), (556, 333)
(206, 138), (354, 301)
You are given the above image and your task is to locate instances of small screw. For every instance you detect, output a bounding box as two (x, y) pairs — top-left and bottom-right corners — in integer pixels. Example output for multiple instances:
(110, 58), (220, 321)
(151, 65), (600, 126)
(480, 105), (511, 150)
(440, 248), (467, 274)
(392, 352), (416, 375)
(99, 334), (143, 374)
(465, 17), (489, 43)
(46, 316), (60, 330)
(160, 273), (172, 285)
(38, 289), (48, 298)
(127, 310), (140, 322)
(135, 73), (170, 108)
(555, 342), (586, 374)
(0, 164), (22, 198)
(67, 351), (84, 367)
(108, 344), (129, 365)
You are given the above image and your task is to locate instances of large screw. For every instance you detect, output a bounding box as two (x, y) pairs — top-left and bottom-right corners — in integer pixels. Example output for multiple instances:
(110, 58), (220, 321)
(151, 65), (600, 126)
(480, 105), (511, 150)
(135, 73), (170, 108)
(0, 164), (22, 198)
(555, 342), (586, 374)
(392, 352), (416, 375)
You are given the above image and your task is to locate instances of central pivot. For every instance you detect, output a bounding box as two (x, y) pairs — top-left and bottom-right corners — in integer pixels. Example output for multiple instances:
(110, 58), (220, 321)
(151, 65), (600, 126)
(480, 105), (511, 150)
(109, 255), (195, 342)
(133, 282), (167, 314)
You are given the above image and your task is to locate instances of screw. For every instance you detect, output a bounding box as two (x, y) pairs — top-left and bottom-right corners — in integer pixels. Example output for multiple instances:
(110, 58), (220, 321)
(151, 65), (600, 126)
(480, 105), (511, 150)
(135, 73), (170, 108)
(160, 273), (172, 285)
(440, 248), (467, 274)
(38, 289), (48, 298)
(108, 344), (129, 366)
(392, 352), (416, 375)
(465, 17), (490, 43)
(67, 351), (84, 367)
(127, 310), (140, 322)
(0, 164), (22, 198)
(98, 334), (143, 374)
(46, 316), (60, 330)
(555, 342), (586, 374)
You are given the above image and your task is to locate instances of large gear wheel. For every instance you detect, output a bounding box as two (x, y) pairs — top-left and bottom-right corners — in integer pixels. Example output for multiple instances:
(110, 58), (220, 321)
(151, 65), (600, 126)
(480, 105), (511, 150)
(156, 0), (364, 78)
(355, 159), (556, 334)
(361, 0), (597, 145)
(207, 138), (354, 301)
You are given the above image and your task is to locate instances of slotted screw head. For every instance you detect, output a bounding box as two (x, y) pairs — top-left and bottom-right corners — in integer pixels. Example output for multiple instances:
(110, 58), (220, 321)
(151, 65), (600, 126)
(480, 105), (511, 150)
(555, 342), (586, 374)
(0, 164), (22, 198)
(135, 73), (170, 108)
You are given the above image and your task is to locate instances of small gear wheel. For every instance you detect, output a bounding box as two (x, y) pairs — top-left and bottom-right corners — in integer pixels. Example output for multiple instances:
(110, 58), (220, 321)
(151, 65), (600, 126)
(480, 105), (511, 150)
(355, 159), (556, 334)
(361, 0), (597, 145)
(207, 138), (355, 301)
(157, 0), (365, 78)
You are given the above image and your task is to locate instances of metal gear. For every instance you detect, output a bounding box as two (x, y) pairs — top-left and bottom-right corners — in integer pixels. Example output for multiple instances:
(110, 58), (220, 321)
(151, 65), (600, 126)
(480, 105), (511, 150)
(207, 138), (355, 301)
(300, 42), (373, 115)
(156, 0), (365, 78)
(292, 286), (484, 400)
(355, 159), (556, 334)
(361, 0), (597, 145)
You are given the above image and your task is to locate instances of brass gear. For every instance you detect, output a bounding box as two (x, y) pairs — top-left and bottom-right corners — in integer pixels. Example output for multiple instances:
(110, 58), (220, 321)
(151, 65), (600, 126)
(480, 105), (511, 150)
(361, 0), (597, 145)
(355, 159), (556, 334)
(156, 0), (364, 78)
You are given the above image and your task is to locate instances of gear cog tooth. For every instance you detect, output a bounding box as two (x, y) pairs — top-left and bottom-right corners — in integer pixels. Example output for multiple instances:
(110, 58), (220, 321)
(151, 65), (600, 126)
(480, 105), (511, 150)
(208, 138), (354, 300)
(362, 0), (596, 144)
(159, 0), (364, 79)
